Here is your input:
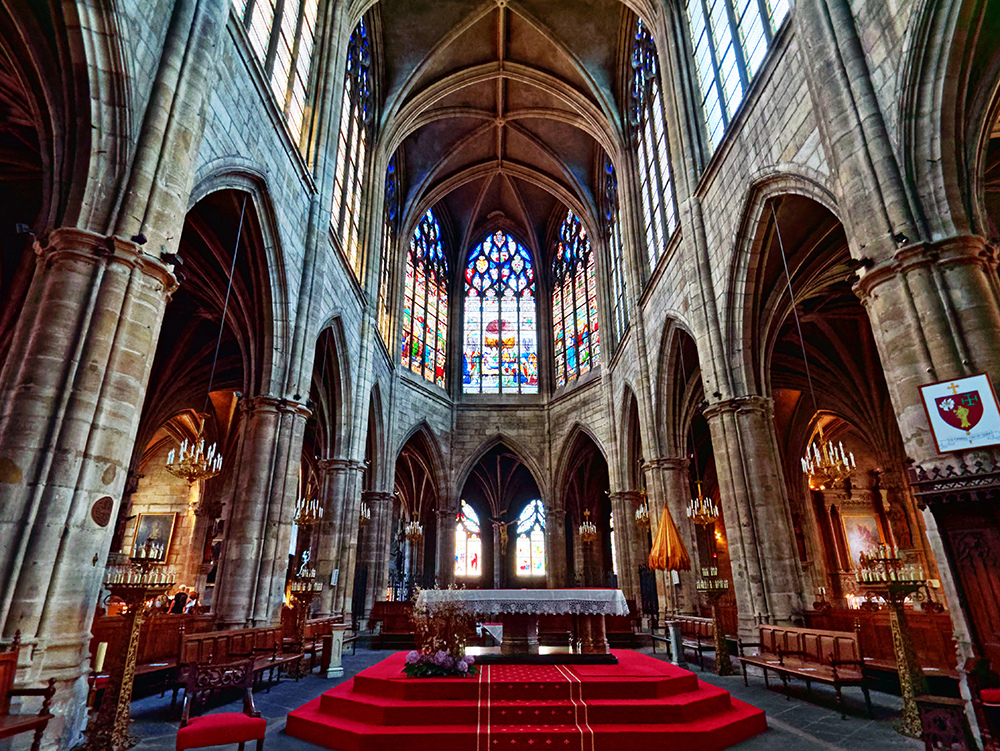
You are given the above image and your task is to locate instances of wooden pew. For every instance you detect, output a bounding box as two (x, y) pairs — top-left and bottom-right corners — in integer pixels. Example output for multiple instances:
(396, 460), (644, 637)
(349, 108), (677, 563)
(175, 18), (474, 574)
(674, 615), (716, 670)
(0, 634), (56, 751)
(739, 624), (872, 719)
(368, 602), (415, 649)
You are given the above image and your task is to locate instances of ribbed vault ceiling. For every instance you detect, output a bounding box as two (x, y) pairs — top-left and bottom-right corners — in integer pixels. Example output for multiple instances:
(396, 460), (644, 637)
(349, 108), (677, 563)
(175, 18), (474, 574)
(378, 0), (627, 265)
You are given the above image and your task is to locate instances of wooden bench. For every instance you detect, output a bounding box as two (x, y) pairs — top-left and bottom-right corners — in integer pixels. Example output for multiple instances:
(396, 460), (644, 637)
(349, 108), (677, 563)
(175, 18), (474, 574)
(0, 634), (56, 751)
(655, 616), (717, 669)
(368, 602), (415, 649)
(90, 613), (216, 682)
(739, 624), (873, 719)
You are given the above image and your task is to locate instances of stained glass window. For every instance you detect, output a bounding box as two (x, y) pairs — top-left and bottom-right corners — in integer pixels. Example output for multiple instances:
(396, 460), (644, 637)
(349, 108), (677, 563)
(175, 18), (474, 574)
(687, 0), (790, 150)
(378, 155), (400, 349)
(631, 18), (678, 273)
(331, 17), (373, 278)
(516, 500), (546, 577)
(455, 501), (482, 578)
(552, 211), (600, 388)
(401, 210), (448, 387)
(232, 0), (319, 149)
(601, 157), (629, 344)
(462, 231), (538, 394)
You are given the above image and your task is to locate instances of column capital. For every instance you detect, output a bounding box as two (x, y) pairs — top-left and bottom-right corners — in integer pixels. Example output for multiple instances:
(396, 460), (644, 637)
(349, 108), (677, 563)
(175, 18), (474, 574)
(361, 490), (394, 506)
(38, 227), (179, 294)
(609, 490), (645, 505)
(316, 457), (365, 474)
(854, 234), (996, 302)
(643, 456), (689, 473)
(239, 394), (312, 418)
(702, 394), (773, 420)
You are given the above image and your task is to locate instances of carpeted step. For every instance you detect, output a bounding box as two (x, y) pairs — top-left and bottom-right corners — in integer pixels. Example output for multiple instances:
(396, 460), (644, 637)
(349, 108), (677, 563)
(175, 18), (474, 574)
(287, 650), (767, 751)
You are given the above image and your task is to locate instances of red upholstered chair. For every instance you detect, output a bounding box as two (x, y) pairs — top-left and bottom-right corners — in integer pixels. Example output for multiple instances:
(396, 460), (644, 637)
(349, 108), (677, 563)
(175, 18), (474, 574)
(176, 659), (265, 751)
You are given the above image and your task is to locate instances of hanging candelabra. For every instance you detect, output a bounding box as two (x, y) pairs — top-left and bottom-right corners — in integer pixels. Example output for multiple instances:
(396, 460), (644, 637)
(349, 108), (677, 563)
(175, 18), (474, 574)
(359, 499), (371, 525)
(634, 500), (651, 530)
(405, 519), (423, 542)
(686, 481), (719, 526)
(165, 196), (248, 484)
(801, 428), (856, 490)
(166, 432), (223, 484)
(294, 496), (323, 526)
(579, 509), (598, 544)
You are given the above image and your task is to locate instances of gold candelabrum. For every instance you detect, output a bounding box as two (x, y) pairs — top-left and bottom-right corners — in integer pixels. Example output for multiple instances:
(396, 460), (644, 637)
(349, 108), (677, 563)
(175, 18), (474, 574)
(686, 482), (719, 526)
(801, 428), (856, 490)
(359, 499), (372, 525)
(855, 545), (929, 738)
(294, 496), (324, 526)
(405, 519), (424, 542)
(165, 429), (222, 485)
(695, 567), (733, 676)
(634, 495), (651, 530)
(85, 567), (176, 751)
(579, 509), (598, 544)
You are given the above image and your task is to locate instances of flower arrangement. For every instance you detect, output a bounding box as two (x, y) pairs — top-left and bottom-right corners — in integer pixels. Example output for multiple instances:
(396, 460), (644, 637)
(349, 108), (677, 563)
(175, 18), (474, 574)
(402, 594), (479, 678)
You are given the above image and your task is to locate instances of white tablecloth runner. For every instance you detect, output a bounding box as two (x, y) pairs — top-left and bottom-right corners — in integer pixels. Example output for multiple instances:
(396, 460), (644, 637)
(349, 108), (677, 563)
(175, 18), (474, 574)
(415, 588), (629, 617)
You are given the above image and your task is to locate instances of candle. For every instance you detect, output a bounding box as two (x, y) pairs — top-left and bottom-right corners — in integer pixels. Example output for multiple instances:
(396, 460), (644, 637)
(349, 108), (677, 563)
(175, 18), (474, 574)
(95, 641), (108, 672)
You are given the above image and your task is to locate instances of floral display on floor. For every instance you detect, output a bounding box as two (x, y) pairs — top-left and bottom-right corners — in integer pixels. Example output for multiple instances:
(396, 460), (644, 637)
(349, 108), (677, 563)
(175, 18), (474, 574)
(402, 593), (479, 678)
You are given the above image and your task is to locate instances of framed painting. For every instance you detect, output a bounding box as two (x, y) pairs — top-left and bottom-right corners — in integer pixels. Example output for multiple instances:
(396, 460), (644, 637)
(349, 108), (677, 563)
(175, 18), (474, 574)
(132, 513), (176, 562)
(840, 511), (883, 568)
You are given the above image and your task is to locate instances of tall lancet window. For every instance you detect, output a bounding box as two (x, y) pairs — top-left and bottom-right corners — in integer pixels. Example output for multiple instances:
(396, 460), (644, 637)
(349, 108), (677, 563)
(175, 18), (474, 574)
(516, 500), (546, 577)
(552, 211), (600, 388)
(232, 0), (319, 148)
(378, 155), (400, 349)
(331, 17), (373, 278)
(454, 501), (482, 579)
(463, 232), (538, 394)
(687, 0), (790, 149)
(631, 18), (678, 272)
(401, 210), (448, 388)
(601, 157), (629, 344)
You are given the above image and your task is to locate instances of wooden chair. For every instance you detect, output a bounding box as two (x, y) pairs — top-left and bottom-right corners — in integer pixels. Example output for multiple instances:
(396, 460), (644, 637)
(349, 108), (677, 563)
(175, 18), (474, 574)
(176, 659), (265, 751)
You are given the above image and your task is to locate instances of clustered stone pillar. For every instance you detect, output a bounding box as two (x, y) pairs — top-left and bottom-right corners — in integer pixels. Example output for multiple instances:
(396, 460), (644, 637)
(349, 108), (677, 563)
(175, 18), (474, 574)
(435, 505), (456, 589)
(545, 501), (568, 588)
(329, 461), (366, 618)
(649, 458), (700, 617)
(214, 396), (310, 628)
(608, 491), (641, 604)
(703, 396), (804, 635)
(313, 458), (353, 617)
(0, 230), (176, 741)
(361, 491), (394, 617)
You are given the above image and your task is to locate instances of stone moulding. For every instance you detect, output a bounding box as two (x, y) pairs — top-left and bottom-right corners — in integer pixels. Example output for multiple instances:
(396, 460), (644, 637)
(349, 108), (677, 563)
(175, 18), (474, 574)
(908, 460), (1000, 508)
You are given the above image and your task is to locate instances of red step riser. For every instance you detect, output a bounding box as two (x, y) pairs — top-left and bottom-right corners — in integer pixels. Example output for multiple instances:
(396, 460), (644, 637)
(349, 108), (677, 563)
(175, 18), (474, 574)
(319, 691), (733, 727)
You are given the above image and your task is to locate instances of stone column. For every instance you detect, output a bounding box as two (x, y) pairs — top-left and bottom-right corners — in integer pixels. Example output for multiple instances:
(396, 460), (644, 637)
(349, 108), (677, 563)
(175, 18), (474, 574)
(213, 396), (309, 628)
(545, 501), (568, 588)
(331, 461), (366, 617)
(0, 230), (176, 737)
(435, 505), (456, 589)
(608, 491), (640, 603)
(703, 396), (804, 635)
(649, 458), (700, 616)
(313, 458), (353, 617)
(362, 491), (394, 617)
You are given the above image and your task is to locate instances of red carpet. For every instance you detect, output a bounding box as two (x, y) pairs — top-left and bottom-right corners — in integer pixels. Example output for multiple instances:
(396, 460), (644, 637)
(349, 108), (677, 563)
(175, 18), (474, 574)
(286, 650), (766, 751)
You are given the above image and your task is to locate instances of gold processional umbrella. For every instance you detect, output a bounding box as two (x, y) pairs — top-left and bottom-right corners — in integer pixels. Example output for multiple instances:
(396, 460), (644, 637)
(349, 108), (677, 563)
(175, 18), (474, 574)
(648, 502), (691, 571)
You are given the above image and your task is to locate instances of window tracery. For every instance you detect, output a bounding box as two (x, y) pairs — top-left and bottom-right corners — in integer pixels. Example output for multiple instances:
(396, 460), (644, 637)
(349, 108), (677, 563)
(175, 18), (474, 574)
(331, 17), (374, 278)
(600, 157), (630, 345)
(630, 18), (678, 272)
(233, 0), (319, 148)
(687, 0), (790, 149)
(552, 211), (600, 388)
(462, 232), (538, 394)
(455, 501), (482, 578)
(516, 500), (546, 577)
(401, 209), (448, 388)
(378, 155), (400, 349)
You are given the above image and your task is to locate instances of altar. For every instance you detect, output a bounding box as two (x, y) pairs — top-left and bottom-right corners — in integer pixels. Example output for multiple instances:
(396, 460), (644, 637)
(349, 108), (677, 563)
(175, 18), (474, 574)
(415, 588), (628, 657)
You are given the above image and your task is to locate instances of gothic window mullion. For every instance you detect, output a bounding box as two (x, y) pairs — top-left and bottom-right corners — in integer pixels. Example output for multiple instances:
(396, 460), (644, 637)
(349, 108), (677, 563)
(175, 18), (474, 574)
(698, 0), (731, 128)
(755, 0), (774, 44)
(262, 0), (286, 77)
(723, 0), (751, 92)
(282, 2), (307, 112)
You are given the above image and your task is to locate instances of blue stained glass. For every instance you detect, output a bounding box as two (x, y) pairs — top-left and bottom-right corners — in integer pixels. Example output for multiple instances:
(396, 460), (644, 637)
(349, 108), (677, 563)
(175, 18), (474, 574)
(401, 210), (448, 387)
(463, 231), (538, 394)
(551, 210), (600, 387)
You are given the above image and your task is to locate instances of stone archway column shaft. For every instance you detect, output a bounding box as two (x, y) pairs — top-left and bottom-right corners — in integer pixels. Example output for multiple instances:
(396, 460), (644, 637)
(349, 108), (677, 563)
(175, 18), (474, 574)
(361, 491), (394, 616)
(649, 458), (700, 616)
(703, 396), (804, 637)
(0, 230), (176, 738)
(313, 458), (353, 617)
(435, 505), (456, 589)
(214, 397), (309, 628)
(608, 492), (640, 604)
(331, 462), (366, 617)
(545, 503), (568, 589)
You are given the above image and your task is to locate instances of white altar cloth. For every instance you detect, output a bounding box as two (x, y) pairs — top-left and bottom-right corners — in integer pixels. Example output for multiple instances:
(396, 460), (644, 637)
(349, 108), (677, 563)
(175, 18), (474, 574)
(415, 588), (629, 617)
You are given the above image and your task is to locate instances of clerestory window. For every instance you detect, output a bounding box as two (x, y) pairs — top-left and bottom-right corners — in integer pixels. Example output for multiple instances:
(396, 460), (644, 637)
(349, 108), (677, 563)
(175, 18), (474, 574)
(552, 211), (600, 388)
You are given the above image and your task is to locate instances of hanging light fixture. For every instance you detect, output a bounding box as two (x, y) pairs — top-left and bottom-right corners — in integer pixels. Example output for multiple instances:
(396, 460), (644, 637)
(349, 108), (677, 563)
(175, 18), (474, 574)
(770, 202), (857, 491)
(359, 499), (371, 525)
(405, 519), (423, 542)
(579, 509), (598, 544)
(686, 481), (719, 526)
(166, 196), (248, 484)
(634, 498), (651, 530)
(294, 495), (323, 526)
